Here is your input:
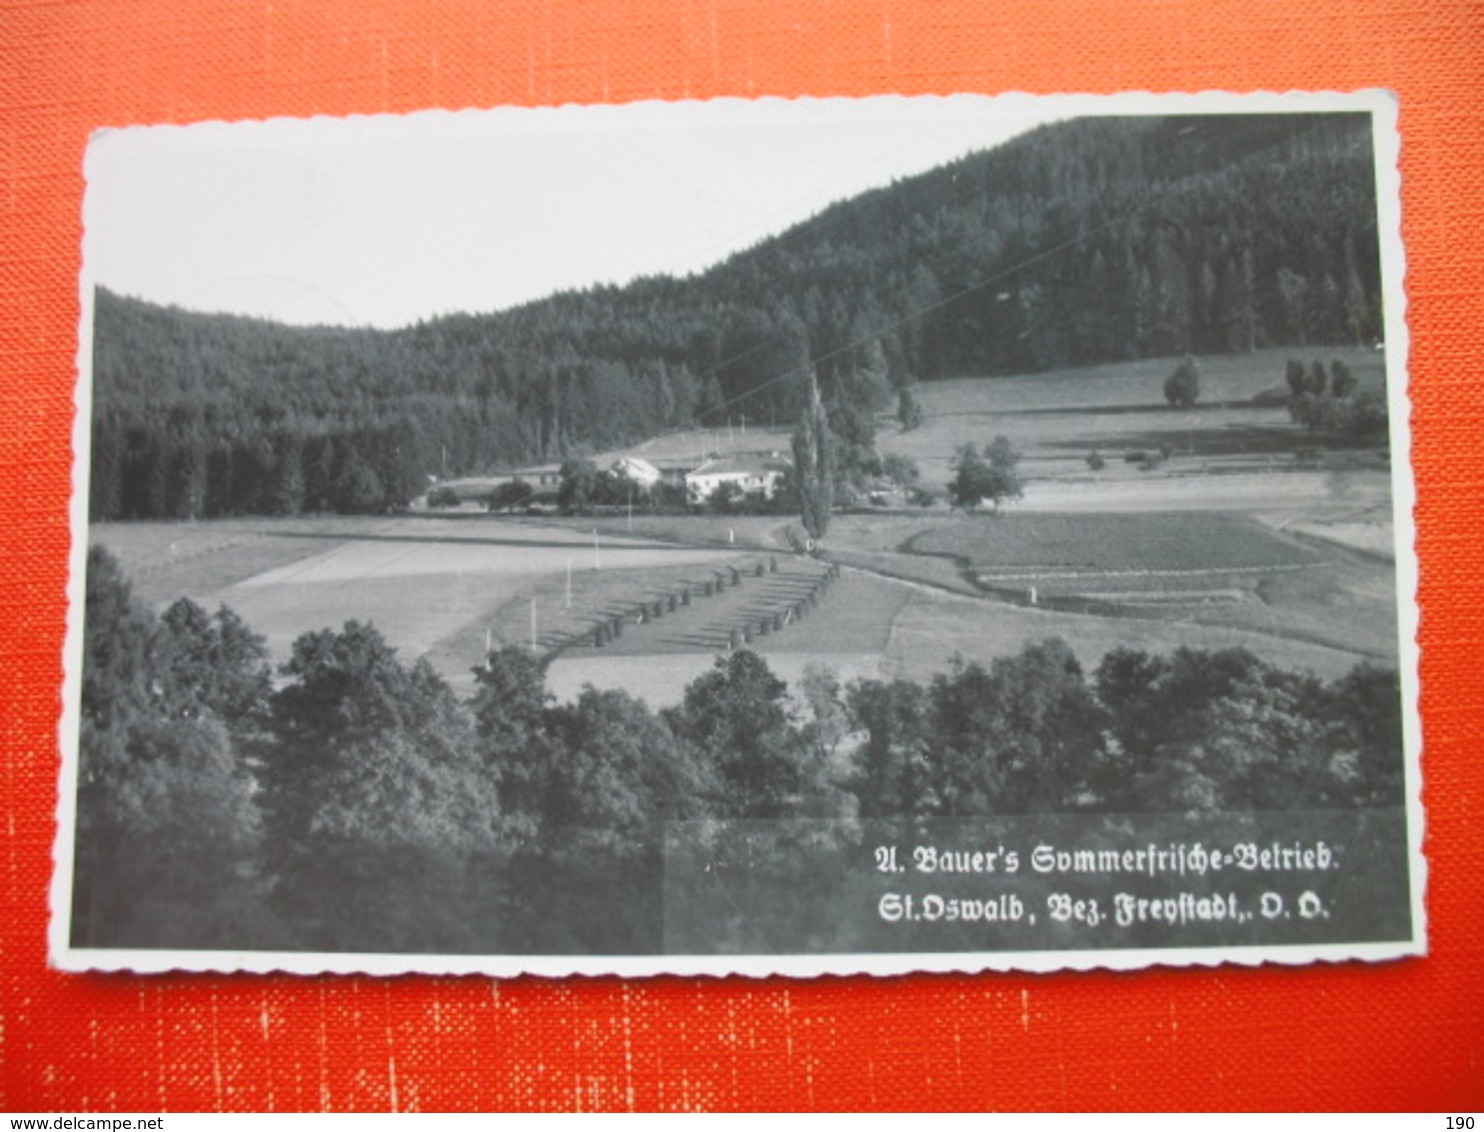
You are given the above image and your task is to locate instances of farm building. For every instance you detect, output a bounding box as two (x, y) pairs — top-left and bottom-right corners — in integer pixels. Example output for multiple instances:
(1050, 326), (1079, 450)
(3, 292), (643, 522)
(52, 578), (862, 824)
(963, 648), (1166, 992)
(610, 455), (662, 490)
(684, 453), (792, 504)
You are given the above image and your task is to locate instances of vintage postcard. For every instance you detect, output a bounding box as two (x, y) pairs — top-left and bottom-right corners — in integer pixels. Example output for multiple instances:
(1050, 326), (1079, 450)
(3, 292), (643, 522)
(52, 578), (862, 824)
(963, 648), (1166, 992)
(54, 90), (1422, 976)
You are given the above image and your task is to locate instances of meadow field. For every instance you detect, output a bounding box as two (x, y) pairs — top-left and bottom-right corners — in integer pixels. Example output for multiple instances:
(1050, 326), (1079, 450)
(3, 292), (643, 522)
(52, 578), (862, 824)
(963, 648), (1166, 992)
(92, 515), (744, 696)
(870, 346), (1388, 496)
(91, 346), (1401, 707)
(817, 509), (1398, 664)
(904, 511), (1317, 572)
(583, 347), (1388, 482)
(535, 345), (1401, 698)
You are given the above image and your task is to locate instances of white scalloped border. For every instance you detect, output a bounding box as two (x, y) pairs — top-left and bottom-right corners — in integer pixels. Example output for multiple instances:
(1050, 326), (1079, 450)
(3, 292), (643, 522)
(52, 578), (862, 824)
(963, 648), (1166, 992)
(53, 88), (1421, 980)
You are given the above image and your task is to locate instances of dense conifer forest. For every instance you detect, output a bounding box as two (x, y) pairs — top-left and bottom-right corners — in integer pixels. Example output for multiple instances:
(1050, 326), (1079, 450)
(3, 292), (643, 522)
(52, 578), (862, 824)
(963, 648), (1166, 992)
(89, 113), (1381, 521)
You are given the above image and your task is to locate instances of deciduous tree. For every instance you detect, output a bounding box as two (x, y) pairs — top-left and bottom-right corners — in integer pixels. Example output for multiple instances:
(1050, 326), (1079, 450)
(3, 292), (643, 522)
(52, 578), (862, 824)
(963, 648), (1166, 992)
(156, 597), (273, 734)
(72, 548), (267, 948)
(557, 458), (601, 514)
(487, 477), (534, 512)
(846, 678), (936, 816)
(668, 651), (825, 818)
(950, 437), (1023, 512)
(263, 621), (501, 950)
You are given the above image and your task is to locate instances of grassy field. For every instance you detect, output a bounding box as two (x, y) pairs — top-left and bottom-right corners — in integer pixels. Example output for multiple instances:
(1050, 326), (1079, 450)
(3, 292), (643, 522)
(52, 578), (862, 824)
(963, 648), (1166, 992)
(904, 512), (1319, 573)
(882, 584), (1376, 685)
(816, 508), (1397, 664)
(544, 566), (1383, 710)
(877, 345), (1389, 487)
(599, 348), (1389, 479)
(436, 346), (1392, 524)
(542, 568), (912, 706)
(94, 513), (901, 702)
(95, 515), (741, 691)
(90, 347), (1402, 707)
(90, 515), (386, 607)
(559, 512), (803, 551)
(911, 347), (1386, 416)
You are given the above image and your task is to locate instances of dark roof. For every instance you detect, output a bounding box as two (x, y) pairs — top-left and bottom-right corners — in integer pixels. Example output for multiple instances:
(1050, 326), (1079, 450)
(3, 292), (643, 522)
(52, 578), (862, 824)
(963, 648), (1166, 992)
(686, 454), (792, 477)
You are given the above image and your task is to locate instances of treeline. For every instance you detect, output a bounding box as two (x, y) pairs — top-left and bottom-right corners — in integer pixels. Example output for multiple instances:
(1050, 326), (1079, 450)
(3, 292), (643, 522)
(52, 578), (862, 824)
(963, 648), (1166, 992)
(74, 547), (1404, 955)
(90, 113), (1382, 521)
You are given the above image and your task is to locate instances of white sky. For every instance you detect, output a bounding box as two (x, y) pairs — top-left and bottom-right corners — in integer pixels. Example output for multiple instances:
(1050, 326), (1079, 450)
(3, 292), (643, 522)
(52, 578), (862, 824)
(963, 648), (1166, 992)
(83, 94), (1070, 329)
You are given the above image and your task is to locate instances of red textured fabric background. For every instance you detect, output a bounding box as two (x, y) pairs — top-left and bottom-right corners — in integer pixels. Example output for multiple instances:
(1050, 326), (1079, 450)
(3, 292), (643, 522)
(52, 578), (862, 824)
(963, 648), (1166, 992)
(3, 0), (1481, 1112)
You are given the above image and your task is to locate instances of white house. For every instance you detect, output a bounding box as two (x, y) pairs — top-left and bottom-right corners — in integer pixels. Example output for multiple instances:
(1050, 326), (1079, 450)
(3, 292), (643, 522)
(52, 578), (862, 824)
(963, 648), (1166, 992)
(610, 455), (662, 490)
(684, 454), (791, 505)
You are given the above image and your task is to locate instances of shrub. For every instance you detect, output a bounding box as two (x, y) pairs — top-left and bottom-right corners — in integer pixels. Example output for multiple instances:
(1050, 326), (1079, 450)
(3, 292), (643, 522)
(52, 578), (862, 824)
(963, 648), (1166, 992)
(882, 453), (920, 489)
(909, 485), (940, 508)
(707, 481), (745, 513)
(1163, 356), (1200, 408)
(1331, 359), (1358, 397)
(487, 478), (534, 512)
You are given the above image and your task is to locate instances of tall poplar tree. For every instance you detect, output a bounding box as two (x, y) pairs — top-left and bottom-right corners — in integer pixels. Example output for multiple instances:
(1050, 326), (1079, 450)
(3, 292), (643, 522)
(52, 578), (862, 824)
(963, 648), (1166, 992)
(791, 368), (833, 541)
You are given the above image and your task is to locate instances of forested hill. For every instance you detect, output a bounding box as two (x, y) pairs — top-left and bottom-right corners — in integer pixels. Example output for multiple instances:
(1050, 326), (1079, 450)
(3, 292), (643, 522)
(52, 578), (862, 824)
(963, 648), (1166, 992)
(91, 112), (1381, 520)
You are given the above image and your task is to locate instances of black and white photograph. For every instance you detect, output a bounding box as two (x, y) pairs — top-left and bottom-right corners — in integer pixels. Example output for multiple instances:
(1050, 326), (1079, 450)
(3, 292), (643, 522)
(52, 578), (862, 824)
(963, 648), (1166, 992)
(54, 91), (1421, 976)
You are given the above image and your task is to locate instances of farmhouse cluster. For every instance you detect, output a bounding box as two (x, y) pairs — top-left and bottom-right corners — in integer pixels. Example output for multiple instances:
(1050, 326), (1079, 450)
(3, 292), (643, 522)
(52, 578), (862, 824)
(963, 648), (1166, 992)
(454, 450), (794, 515)
(601, 452), (793, 505)
(680, 454), (791, 505)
